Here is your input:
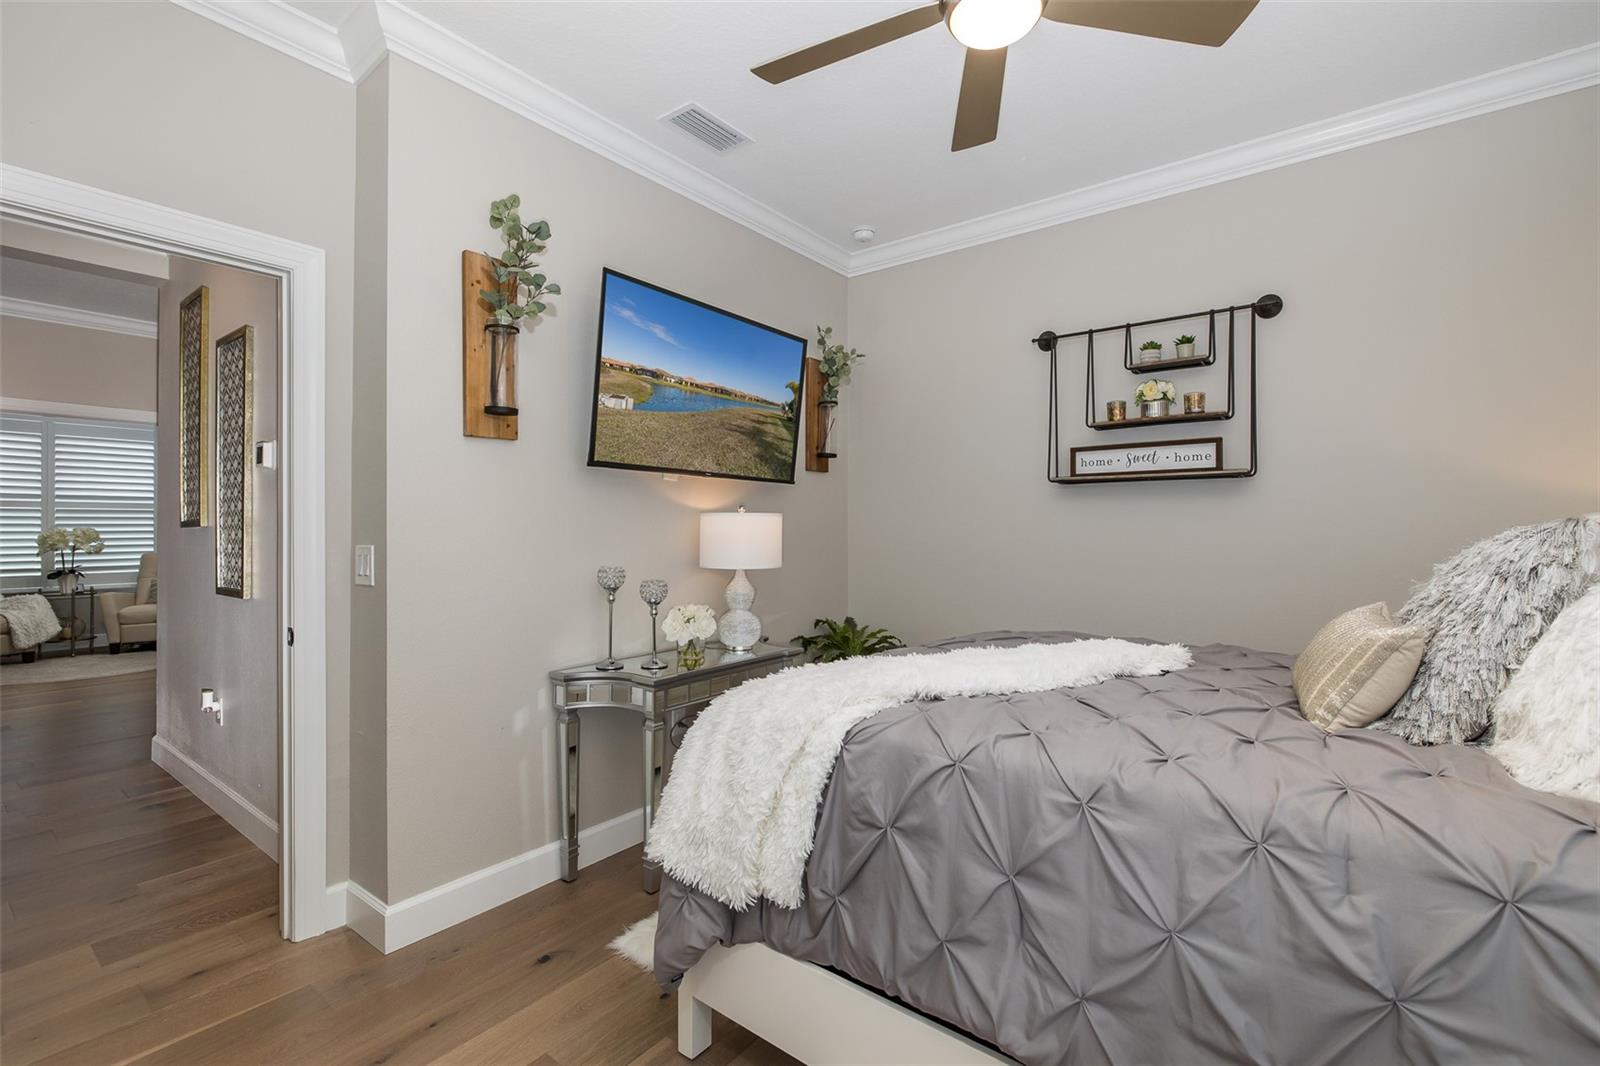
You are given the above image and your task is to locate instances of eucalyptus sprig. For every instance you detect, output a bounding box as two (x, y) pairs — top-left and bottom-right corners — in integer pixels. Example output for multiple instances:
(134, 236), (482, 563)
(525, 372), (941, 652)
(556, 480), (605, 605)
(815, 325), (865, 402)
(481, 194), (560, 325)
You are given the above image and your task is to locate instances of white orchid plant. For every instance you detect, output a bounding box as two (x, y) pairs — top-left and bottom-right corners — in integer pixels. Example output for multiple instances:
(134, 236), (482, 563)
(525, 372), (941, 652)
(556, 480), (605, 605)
(38, 526), (104, 579)
(661, 603), (717, 645)
(1133, 379), (1177, 406)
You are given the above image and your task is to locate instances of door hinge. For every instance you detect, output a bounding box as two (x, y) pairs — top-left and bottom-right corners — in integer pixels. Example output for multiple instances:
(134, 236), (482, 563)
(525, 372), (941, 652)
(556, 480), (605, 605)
(287, 626), (295, 647)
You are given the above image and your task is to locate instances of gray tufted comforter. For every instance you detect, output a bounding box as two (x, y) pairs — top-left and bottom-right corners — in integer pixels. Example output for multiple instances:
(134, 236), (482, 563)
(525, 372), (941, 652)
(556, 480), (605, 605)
(653, 632), (1600, 1065)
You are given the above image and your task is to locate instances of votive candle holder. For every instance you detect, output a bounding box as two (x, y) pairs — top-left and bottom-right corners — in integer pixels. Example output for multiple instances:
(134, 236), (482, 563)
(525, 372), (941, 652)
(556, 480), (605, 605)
(1184, 391), (1206, 414)
(1105, 400), (1127, 422)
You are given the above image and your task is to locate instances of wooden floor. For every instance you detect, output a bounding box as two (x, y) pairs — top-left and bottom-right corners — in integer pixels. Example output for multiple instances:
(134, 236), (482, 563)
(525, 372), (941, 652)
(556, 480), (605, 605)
(1, 672), (797, 1065)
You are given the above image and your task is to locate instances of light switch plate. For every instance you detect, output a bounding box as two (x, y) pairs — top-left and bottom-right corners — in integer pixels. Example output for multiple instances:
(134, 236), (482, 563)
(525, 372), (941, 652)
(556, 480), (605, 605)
(355, 544), (376, 587)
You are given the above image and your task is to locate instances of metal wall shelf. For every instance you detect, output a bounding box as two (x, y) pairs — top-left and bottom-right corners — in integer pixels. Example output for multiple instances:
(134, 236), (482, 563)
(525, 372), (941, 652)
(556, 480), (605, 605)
(1033, 294), (1282, 485)
(1090, 410), (1232, 431)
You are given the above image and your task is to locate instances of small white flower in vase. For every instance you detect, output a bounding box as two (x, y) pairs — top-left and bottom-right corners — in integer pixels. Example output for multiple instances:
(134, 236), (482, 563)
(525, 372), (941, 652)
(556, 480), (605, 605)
(1133, 379), (1178, 419)
(661, 604), (718, 670)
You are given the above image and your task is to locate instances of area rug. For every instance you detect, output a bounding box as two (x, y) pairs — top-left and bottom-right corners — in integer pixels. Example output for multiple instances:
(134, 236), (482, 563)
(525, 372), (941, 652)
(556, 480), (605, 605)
(610, 913), (657, 972)
(0, 651), (156, 685)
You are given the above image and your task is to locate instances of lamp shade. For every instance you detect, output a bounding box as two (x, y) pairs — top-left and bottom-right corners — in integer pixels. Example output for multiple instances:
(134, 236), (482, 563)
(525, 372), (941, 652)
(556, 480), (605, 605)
(699, 511), (783, 570)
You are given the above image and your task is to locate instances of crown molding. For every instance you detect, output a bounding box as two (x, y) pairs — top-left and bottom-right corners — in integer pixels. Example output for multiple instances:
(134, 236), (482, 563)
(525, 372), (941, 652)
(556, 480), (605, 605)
(169, 2), (1598, 280)
(0, 296), (157, 339)
(367, 3), (852, 273)
(173, 0), (353, 82)
(847, 42), (1600, 275)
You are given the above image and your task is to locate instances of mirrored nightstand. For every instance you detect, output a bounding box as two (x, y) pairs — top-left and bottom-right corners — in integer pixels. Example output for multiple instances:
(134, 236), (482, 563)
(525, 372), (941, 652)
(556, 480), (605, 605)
(549, 641), (801, 893)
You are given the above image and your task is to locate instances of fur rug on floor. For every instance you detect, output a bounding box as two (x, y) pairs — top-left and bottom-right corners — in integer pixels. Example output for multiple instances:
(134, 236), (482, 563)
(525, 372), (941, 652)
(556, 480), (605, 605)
(646, 638), (1191, 911)
(610, 914), (657, 972)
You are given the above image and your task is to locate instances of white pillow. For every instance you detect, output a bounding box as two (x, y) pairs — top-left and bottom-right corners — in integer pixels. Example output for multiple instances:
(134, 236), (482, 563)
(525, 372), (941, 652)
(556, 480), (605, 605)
(1485, 583), (1600, 803)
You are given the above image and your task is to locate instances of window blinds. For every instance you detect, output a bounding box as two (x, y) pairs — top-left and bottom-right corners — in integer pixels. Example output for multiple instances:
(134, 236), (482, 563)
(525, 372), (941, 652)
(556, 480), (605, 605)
(0, 413), (156, 588)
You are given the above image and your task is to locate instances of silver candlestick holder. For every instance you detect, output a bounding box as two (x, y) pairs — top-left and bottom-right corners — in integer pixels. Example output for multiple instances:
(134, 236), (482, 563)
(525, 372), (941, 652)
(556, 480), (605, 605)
(639, 578), (669, 672)
(594, 566), (626, 670)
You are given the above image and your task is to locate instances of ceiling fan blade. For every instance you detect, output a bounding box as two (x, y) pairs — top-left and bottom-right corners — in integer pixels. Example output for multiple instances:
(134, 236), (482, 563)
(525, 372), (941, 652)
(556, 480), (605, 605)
(952, 46), (1007, 152)
(1042, 0), (1259, 46)
(752, 3), (944, 83)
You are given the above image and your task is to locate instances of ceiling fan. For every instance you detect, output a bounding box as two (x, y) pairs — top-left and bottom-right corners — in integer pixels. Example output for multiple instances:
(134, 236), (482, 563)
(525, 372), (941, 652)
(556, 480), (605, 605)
(752, 0), (1259, 152)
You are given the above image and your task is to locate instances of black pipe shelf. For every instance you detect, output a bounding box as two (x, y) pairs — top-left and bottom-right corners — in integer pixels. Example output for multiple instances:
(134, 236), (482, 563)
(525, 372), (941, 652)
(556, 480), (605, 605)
(1033, 294), (1282, 485)
(1128, 354), (1213, 375)
(1090, 410), (1232, 431)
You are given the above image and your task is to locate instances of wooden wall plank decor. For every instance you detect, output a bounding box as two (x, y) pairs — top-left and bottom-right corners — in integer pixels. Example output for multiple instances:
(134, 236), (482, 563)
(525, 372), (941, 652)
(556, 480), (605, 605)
(178, 285), (210, 526)
(803, 356), (829, 473)
(215, 325), (254, 598)
(462, 250), (518, 440)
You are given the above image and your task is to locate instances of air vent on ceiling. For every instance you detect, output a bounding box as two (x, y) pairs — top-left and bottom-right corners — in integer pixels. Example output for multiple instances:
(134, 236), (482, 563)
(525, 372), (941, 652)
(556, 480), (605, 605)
(663, 104), (749, 153)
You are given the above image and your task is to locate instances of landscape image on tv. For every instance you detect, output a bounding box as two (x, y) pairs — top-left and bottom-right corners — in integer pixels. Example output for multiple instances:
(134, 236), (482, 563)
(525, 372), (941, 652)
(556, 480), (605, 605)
(588, 270), (806, 483)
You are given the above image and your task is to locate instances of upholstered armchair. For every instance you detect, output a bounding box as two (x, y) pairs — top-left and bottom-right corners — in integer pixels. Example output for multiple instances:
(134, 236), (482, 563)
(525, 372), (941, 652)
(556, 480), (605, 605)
(101, 553), (157, 653)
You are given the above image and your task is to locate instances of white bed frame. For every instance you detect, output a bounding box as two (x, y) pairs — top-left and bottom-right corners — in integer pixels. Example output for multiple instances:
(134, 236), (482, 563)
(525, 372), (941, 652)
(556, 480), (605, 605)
(678, 943), (1019, 1065)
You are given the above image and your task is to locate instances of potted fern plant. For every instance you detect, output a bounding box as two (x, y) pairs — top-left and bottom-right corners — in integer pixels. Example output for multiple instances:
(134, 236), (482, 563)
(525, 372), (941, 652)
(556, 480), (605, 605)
(479, 194), (560, 416)
(794, 617), (904, 663)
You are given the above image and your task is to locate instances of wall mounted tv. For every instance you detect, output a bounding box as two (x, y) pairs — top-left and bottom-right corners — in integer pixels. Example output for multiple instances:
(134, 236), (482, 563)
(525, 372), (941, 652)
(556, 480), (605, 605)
(588, 269), (807, 484)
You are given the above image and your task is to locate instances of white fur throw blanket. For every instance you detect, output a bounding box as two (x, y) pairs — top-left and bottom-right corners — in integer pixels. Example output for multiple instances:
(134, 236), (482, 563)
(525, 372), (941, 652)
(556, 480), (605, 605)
(0, 594), (63, 651)
(646, 639), (1192, 910)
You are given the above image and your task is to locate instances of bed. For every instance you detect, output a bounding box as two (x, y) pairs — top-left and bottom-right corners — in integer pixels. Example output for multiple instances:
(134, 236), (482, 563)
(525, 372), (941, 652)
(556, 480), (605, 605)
(653, 631), (1600, 1065)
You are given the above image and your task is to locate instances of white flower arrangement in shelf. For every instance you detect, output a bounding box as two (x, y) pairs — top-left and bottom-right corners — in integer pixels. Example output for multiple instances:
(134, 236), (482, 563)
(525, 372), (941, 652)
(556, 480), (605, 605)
(1133, 379), (1177, 406)
(661, 604), (717, 645)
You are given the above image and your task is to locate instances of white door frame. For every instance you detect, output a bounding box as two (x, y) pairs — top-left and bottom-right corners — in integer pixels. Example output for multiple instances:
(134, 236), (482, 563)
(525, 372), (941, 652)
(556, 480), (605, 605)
(0, 163), (331, 941)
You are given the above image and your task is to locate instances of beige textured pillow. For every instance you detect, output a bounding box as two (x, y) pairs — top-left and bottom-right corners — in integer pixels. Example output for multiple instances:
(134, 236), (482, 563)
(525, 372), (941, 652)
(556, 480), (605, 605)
(1294, 603), (1428, 732)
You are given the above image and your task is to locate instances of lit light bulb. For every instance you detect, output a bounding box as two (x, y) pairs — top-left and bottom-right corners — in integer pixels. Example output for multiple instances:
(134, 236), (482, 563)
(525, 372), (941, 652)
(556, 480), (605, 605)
(945, 0), (1044, 50)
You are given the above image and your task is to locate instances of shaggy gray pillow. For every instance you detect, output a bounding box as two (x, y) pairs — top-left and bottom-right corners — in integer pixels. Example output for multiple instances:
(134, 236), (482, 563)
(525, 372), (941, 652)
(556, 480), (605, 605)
(1372, 516), (1598, 746)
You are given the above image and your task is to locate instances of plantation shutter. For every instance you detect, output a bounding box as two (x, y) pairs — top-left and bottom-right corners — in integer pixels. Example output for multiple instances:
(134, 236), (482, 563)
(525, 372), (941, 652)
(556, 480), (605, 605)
(0, 415), (47, 584)
(0, 413), (156, 589)
(51, 420), (156, 581)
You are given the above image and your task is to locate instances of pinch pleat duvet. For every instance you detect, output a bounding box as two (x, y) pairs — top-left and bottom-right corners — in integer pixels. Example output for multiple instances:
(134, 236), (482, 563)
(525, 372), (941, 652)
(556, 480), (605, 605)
(652, 632), (1600, 1066)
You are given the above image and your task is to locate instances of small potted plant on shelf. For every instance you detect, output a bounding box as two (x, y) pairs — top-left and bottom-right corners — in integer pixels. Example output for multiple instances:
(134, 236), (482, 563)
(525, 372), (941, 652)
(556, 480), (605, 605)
(479, 194), (560, 417)
(1134, 379), (1177, 419)
(1138, 339), (1164, 364)
(813, 326), (866, 459)
(1174, 334), (1196, 360)
(661, 603), (717, 670)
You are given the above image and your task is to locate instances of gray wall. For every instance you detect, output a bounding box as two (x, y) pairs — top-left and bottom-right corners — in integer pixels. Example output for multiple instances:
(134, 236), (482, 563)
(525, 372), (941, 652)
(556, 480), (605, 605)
(349, 62), (390, 898)
(0, 0), (358, 886)
(155, 256), (280, 823)
(846, 88), (1600, 652)
(376, 57), (849, 900)
(0, 317), (157, 412)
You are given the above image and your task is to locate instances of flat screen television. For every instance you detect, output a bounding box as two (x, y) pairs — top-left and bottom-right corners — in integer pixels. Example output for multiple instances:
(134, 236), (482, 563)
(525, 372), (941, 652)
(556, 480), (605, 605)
(588, 269), (807, 484)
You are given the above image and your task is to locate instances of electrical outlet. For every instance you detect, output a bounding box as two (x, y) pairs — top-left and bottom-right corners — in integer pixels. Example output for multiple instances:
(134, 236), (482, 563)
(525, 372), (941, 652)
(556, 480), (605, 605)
(201, 688), (224, 725)
(354, 545), (376, 587)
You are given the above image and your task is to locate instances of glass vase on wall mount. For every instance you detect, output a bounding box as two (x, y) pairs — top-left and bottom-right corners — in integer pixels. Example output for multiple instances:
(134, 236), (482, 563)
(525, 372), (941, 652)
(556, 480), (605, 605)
(484, 321), (519, 416)
(815, 393), (839, 460)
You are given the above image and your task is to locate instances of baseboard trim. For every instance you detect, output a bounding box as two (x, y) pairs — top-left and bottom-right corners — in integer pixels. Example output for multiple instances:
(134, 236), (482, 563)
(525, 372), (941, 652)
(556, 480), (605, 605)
(338, 806), (645, 954)
(151, 735), (279, 862)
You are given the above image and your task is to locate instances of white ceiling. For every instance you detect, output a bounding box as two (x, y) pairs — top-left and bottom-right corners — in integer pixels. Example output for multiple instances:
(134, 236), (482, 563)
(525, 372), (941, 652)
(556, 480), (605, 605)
(252, 2), (1599, 268)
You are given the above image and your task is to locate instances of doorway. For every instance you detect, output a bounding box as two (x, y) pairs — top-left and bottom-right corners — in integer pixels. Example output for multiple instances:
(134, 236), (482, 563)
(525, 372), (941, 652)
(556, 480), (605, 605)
(1, 163), (331, 941)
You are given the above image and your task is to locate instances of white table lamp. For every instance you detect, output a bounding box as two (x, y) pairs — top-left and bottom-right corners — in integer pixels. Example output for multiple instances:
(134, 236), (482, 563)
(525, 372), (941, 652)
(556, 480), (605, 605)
(700, 508), (782, 651)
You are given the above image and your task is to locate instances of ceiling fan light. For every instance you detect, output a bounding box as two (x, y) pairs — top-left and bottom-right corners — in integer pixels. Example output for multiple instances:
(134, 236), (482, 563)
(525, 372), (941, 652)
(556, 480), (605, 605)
(945, 0), (1043, 50)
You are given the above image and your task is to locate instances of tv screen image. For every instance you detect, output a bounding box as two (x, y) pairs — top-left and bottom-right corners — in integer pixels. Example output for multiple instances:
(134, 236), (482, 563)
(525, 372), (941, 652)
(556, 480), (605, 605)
(588, 270), (807, 483)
